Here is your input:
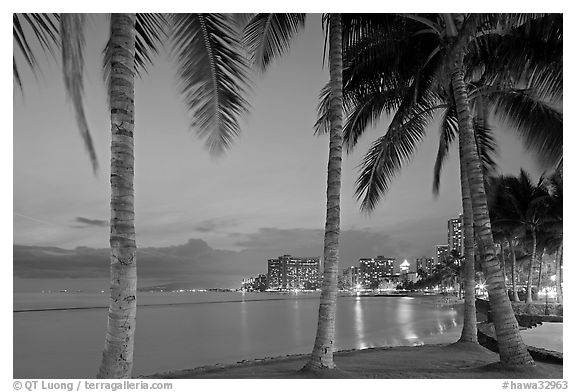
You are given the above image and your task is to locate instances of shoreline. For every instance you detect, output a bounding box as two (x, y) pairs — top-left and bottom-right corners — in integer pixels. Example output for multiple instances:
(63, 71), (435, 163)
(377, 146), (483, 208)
(14, 292), (452, 313)
(143, 342), (562, 379)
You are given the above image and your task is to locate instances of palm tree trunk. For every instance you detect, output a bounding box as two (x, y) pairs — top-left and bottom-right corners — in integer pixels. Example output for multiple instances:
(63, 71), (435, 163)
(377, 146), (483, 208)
(450, 56), (533, 366)
(500, 244), (507, 282)
(303, 13), (343, 371)
(508, 237), (520, 302)
(97, 13), (137, 379)
(556, 243), (563, 303)
(536, 249), (545, 296)
(526, 228), (537, 303)
(458, 150), (477, 343)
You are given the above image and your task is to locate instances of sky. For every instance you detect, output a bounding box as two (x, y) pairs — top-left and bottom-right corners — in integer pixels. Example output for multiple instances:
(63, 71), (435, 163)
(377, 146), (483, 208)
(12, 13), (558, 290)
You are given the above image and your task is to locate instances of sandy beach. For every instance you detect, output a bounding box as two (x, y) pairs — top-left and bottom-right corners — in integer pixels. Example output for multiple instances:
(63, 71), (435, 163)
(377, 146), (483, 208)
(146, 342), (562, 379)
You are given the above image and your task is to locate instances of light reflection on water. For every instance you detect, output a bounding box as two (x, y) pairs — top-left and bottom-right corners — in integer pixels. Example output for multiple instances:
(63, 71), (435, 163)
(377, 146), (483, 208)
(354, 296), (366, 349)
(14, 293), (464, 378)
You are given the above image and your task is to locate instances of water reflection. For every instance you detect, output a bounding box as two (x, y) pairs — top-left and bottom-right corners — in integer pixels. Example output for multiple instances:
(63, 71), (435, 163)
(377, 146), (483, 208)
(292, 300), (302, 344)
(239, 300), (249, 352)
(354, 296), (367, 349)
(396, 298), (419, 343)
(14, 293), (467, 378)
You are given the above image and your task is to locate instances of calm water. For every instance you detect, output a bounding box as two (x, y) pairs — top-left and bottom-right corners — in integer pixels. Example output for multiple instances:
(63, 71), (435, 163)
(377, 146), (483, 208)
(13, 292), (463, 378)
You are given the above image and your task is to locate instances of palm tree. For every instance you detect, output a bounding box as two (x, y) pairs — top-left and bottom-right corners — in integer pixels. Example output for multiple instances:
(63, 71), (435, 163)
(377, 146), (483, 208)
(13, 14), (59, 88)
(14, 14), (100, 172)
(488, 175), (522, 302)
(444, 14), (538, 365)
(545, 169), (563, 302)
(317, 13), (561, 366)
(242, 13), (344, 370)
(16, 13), (250, 378)
(487, 170), (551, 305)
(318, 14), (561, 348)
(315, 14), (490, 344)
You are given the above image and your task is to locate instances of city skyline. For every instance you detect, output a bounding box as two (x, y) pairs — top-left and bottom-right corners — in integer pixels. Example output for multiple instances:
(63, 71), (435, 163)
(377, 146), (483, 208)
(12, 210), (503, 291)
(14, 14), (547, 291)
(11, 11), (564, 382)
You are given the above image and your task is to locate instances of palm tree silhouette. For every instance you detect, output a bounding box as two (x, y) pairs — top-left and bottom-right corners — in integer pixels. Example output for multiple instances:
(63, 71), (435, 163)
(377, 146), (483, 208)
(316, 13), (561, 366)
(242, 13), (345, 371)
(14, 13), (251, 378)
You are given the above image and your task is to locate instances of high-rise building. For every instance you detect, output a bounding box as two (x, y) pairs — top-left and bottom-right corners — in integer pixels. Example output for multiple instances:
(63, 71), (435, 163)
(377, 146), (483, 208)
(342, 265), (361, 289)
(359, 257), (395, 288)
(254, 274), (267, 291)
(434, 245), (450, 266)
(267, 257), (284, 289)
(376, 256), (395, 275)
(285, 257), (299, 289)
(416, 257), (434, 276)
(241, 274), (267, 291)
(266, 255), (320, 290)
(297, 258), (321, 290)
(448, 214), (465, 257)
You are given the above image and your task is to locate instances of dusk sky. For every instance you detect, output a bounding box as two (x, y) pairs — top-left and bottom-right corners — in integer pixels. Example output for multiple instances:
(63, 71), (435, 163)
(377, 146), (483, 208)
(13, 13), (558, 290)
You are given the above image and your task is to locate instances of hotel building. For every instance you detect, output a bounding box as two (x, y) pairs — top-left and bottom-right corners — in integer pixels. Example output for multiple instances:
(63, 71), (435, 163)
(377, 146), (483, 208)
(434, 245), (450, 265)
(342, 265), (361, 289)
(359, 257), (396, 288)
(416, 257), (435, 275)
(267, 255), (320, 290)
(448, 214), (465, 257)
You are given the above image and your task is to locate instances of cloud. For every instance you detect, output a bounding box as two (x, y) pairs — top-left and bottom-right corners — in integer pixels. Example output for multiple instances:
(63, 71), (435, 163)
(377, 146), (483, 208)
(235, 227), (324, 250)
(13, 225), (442, 291)
(74, 217), (108, 228)
(193, 218), (237, 233)
(13, 239), (245, 289)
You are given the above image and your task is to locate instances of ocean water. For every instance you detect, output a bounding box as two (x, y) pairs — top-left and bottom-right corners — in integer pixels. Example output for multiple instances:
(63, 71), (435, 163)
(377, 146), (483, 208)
(13, 292), (464, 378)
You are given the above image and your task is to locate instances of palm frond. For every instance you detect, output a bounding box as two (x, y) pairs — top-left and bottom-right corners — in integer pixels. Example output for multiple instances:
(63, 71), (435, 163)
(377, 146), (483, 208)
(13, 13), (60, 90)
(347, 70), (441, 208)
(232, 13), (255, 30)
(432, 105), (458, 195)
(134, 13), (167, 74)
(243, 13), (305, 72)
(400, 14), (442, 36)
(314, 84), (332, 136)
(355, 104), (433, 212)
(343, 85), (419, 153)
(472, 14), (562, 103)
(61, 13), (98, 173)
(473, 115), (499, 178)
(486, 88), (562, 168)
(171, 13), (251, 154)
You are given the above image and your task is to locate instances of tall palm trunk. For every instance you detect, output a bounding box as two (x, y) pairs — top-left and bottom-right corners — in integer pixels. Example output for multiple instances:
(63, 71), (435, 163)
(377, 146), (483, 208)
(458, 149), (477, 343)
(508, 237), (520, 302)
(525, 228), (537, 303)
(97, 13), (137, 379)
(500, 244), (507, 282)
(536, 249), (545, 295)
(556, 243), (563, 303)
(450, 53), (533, 365)
(304, 13), (343, 371)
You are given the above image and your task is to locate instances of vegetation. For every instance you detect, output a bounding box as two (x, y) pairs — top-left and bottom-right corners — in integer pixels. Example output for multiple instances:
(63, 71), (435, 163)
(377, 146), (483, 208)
(317, 13), (561, 365)
(242, 12), (345, 371)
(488, 169), (563, 304)
(15, 13), (251, 378)
(15, 12), (562, 375)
